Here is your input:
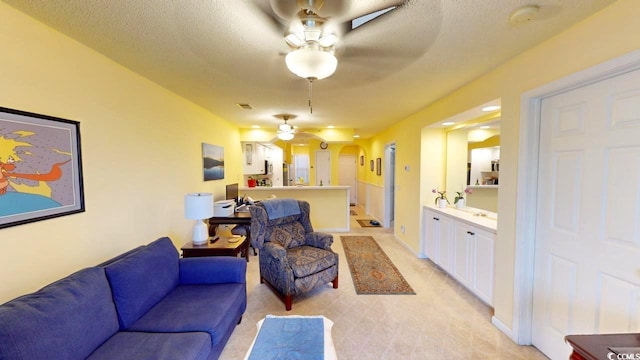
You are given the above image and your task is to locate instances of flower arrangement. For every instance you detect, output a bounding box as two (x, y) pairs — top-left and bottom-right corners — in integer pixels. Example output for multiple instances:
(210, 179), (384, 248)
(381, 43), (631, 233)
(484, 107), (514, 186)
(432, 188), (449, 205)
(454, 188), (473, 204)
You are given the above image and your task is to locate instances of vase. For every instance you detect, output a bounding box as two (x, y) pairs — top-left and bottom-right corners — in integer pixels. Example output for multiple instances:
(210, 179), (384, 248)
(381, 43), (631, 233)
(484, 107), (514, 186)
(438, 198), (447, 208)
(455, 199), (465, 209)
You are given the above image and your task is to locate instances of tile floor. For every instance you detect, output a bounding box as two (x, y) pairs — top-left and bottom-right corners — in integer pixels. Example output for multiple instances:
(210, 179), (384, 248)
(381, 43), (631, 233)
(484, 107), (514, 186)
(219, 206), (548, 359)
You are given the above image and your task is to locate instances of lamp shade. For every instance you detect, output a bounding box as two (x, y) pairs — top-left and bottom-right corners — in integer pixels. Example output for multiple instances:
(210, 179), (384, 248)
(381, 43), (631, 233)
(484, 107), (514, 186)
(285, 46), (337, 80)
(184, 193), (213, 220)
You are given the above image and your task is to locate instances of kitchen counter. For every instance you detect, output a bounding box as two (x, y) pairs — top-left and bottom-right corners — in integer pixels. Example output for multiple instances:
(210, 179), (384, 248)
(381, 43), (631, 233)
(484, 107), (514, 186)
(241, 186), (350, 232)
(424, 204), (497, 233)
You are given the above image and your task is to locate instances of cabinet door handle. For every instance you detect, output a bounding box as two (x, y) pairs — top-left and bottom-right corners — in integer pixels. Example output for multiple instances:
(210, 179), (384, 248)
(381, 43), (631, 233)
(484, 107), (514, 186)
(467, 231), (475, 235)
(433, 217), (439, 221)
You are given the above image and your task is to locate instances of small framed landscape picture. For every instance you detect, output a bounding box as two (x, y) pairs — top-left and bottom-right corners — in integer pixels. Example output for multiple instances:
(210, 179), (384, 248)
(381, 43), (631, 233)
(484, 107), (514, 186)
(202, 143), (224, 181)
(370, 159), (374, 171)
(376, 157), (382, 176)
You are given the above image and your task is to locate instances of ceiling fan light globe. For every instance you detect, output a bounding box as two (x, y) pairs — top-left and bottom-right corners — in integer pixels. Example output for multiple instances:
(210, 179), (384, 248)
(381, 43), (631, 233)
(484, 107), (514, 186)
(285, 47), (337, 80)
(278, 123), (293, 132)
(277, 132), (295, 141)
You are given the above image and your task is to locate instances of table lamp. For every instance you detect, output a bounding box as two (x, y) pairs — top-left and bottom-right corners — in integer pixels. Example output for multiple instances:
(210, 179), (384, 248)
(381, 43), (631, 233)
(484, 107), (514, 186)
(184, 192), (214, 245)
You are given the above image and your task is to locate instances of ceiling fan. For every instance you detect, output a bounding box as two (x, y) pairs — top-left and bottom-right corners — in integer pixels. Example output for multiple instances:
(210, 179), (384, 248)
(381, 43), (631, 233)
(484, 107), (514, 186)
(276, 114), (297, 140)
(257, 0), (409, 113)
(268, 0), (407, 80)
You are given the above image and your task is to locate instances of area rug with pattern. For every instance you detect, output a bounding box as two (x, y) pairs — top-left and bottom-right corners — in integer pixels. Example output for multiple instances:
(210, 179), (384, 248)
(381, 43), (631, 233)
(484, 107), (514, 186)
(341, 236), (415, 295)
(356, 219), (380, 227)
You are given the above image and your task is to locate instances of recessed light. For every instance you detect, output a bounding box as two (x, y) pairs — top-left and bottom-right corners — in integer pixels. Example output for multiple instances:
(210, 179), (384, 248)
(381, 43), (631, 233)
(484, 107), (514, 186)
(252, 125), (260, 129)
(482, 105), (501, 112)
(442, 122), (455, 126)
(327, 125), (335, 129)
(353, 135), (360, 138)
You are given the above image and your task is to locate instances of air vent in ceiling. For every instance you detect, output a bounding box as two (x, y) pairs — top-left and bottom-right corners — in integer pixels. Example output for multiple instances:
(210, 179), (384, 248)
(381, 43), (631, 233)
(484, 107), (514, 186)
(237, 103), (253, 110)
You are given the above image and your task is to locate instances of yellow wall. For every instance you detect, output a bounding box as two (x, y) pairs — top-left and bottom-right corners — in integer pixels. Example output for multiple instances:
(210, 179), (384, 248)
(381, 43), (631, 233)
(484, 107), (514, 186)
(3, 0), (640, 337)
(0, 4), (242, 303)
(373, 0), (640, 332)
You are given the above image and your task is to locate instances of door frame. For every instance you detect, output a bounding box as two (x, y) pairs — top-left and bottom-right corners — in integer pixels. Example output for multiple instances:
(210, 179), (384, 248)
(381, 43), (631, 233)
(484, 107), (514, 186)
(512, 49), (640, 345)
(384, 142), (396, 228)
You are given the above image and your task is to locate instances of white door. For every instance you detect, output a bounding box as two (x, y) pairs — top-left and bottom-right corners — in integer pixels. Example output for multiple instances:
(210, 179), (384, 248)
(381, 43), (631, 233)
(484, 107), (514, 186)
(532, 68), (640, 359)
(338, 154), (357, 204)
(315, 150), (331, 186)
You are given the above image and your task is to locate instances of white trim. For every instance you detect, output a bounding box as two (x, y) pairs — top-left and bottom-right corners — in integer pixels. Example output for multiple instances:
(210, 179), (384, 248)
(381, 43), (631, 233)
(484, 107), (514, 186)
(383, 143), (396, 228)
(345, 188), (351, 233)
(513, 49), (640, 345)
(393, 234), (422, 258)
(492, 316), (513, 339)
(317, 227), (350, 233)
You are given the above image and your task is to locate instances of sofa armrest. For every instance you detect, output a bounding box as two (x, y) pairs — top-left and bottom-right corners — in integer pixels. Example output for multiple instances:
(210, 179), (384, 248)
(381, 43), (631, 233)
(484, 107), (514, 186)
(179, 257), (247, 285)
(304, 232), (334, 250)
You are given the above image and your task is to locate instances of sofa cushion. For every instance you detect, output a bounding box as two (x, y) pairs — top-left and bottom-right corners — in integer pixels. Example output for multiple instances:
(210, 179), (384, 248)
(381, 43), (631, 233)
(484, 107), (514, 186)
(0, 267), (119, 360)
(128, 283), (245, 348)
(104, 237), (179, 329)
(86, 331), (210, 360)
(287, 246), (338, 277)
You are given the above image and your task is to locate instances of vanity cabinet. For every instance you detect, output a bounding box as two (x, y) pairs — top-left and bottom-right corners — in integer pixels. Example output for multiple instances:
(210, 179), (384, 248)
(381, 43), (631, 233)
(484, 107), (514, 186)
(423, 206), (496, 306)
(452, 222), (494, 305)
(423, 208), (454, 273)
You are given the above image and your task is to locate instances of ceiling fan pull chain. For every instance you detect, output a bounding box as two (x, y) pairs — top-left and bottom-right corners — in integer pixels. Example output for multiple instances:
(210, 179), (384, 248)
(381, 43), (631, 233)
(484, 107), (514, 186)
(308, 78), (314, 114)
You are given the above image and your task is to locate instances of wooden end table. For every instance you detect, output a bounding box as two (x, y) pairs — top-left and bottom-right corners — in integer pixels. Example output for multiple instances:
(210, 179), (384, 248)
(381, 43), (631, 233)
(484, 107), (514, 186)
(566, 333), (640, 360)
(181, 236), (249, 262)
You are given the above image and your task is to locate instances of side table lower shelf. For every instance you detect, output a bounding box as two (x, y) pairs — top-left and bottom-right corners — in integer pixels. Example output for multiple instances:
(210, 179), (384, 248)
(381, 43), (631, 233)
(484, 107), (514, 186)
(181, 236), (249, 262)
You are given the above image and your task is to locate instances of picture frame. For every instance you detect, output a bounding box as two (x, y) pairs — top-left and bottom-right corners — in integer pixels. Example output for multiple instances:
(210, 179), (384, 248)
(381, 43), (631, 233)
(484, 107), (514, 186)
(370, 159), (374, 171)
(202, 143), (224, 181)
(376, 157), (382, 176)
(360, 155), (364, 166)
(0, 106), (84, 229)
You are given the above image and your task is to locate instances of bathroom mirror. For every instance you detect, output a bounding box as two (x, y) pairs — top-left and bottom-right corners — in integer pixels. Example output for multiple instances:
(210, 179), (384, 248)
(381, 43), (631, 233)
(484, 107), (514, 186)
(445, 119), (500, 213)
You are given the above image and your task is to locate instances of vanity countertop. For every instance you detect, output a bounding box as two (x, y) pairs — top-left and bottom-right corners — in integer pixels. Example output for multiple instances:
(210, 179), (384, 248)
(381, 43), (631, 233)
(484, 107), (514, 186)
(424, 205), (497, 233)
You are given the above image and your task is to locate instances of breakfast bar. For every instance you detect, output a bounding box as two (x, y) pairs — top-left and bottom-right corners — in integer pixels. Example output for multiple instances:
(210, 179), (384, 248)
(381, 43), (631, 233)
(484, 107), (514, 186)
(239, 185), (350, 232)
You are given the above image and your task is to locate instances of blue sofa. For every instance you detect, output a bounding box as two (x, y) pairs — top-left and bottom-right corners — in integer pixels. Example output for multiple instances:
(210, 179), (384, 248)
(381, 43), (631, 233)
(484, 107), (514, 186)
(0, 237), (247, 360)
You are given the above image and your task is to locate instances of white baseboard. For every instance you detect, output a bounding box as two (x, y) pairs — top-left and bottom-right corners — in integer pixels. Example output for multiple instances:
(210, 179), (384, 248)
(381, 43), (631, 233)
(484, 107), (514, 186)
(317, 227), (349, 233)
(491, 316), (514, 340)
(393, 235), (423, 258)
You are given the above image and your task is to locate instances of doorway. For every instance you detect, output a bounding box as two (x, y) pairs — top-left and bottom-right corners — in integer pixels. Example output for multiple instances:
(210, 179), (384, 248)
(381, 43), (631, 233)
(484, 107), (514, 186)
(514, 50), (640, 360)
(315, 150), (331, 186)
(384, 143), (396, 228)
(338, 153), (357, 205)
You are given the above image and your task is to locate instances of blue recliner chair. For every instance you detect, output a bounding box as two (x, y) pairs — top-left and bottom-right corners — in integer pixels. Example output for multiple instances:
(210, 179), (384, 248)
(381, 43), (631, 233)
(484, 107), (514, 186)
(249, 199), (338, 310)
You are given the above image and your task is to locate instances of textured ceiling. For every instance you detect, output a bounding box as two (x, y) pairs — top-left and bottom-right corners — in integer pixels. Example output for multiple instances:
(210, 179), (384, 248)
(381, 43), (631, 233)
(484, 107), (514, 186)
(3, 0), (617, 139)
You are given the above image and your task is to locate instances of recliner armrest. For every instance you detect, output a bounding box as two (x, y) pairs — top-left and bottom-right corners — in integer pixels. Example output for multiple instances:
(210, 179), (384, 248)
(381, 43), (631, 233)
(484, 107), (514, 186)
(179, 257), (247, 285)
(262, 242), (287, 260)
(304, 232), (334, 250)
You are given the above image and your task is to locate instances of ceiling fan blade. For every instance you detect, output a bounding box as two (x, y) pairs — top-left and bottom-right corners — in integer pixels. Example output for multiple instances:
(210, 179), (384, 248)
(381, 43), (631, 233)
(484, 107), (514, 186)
(269, 0), (350, 20)
(336, 1), (442, 62)
(252, 0), (289, 33)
